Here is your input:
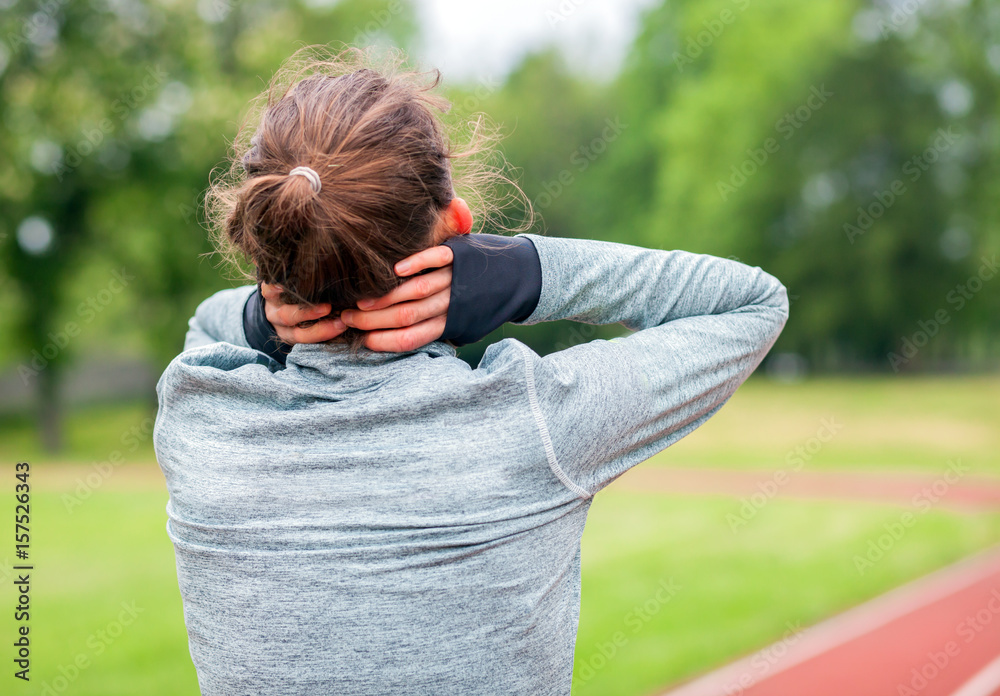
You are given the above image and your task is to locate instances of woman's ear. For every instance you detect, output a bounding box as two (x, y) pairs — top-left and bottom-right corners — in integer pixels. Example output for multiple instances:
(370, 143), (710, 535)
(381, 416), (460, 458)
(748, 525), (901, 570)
(449, 197), (473, 235)
(430, 198), (474, 245)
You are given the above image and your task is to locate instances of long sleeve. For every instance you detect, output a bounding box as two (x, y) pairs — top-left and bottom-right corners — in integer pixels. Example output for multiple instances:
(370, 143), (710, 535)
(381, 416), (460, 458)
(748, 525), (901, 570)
(183, 285), (258, 352)
(154, 233), (787, 696)
(506, 233), (789, 498)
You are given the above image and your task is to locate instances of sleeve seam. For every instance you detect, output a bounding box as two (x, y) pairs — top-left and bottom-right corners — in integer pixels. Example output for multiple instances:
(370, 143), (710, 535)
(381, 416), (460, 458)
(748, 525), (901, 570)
(514, 342), (593, 501)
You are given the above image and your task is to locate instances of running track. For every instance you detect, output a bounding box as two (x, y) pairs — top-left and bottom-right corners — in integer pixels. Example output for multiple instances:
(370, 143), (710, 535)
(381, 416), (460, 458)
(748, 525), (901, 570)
(36, 463), (1000, 693)
(615, 466), (1000, 513)
(652, 525), (1000, 696)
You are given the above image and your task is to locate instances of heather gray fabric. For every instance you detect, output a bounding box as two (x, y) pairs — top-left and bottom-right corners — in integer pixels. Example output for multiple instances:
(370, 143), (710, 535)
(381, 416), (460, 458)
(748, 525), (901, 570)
(153, 232), (789, 696)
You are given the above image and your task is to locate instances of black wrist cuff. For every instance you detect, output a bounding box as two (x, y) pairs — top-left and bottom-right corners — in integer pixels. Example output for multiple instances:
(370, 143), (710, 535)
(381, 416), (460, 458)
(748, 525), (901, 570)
(440, 234), (542, 347)
(243, 287), (291, 366)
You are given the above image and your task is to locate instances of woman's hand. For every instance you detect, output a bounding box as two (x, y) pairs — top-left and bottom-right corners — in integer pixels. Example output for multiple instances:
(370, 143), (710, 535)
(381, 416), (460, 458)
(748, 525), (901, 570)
(261, 244), (454, 353)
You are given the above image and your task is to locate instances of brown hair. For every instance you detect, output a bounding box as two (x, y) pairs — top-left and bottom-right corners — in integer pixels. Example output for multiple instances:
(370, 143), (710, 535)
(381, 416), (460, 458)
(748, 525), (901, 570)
(207, 44), (531, 356)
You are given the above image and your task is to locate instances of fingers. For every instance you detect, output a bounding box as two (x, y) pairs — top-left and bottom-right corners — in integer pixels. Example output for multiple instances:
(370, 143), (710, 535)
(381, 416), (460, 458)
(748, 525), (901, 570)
(261, 282), (333, 328)
(266, 301), (333, 328)
(356, 266), (452, 311)
(393, 244), (454, 277)
(363, 315), (447, 353)
(260, 245), (455, 352)
(340, 288), (450, 332)
(353, 243), (454, 310)
(260, 282), (282, 300)
(272, 317), (347, 346)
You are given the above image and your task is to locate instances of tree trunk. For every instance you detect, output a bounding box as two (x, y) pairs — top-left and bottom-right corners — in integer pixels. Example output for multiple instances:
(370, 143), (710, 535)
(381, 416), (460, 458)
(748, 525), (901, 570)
(37, 366), (62, 454)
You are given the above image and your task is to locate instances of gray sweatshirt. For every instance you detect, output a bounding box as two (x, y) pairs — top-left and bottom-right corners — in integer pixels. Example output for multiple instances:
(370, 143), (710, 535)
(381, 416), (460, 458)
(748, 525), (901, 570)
(153, 232), (789, 696)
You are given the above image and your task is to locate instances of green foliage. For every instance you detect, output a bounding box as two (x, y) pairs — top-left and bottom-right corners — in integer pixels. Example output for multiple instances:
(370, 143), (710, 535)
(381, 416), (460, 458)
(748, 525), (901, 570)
(0, 0), (417, 446)
(444, 49), (631, 363)
(2, 0), (998, 449)
(448, 0), (1000, 369)
(579, 0), (1000, 369)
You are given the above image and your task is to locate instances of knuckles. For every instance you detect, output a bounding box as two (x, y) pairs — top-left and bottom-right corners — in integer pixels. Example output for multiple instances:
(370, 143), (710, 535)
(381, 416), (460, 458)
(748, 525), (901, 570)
(395, 304), (417, 327)
(411, 277), (431, 298)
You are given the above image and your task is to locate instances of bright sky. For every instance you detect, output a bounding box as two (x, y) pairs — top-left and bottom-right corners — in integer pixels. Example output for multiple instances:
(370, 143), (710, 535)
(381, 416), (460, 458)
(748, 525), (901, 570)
(410, 0), (660, 84)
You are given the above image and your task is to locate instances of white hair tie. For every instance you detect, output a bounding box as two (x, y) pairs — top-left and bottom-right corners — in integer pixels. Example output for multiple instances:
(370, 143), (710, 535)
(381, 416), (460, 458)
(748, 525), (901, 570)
(288, 166), (322, 194)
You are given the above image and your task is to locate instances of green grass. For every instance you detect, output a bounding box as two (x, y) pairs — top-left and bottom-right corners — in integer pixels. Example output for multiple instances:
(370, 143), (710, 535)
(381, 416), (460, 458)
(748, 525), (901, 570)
(573, 487), (1000, 696)
(654, 375), (1000, 477)
(1, 485), (200, 696)
(0, 400), (158, 466)
(3, 376), (997, 476)
(1, 376), (998, 695)
(0, 480), (997, 696)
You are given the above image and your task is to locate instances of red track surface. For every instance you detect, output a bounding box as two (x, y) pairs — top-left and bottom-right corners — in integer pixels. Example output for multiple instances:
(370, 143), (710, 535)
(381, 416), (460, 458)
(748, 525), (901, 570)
(657, 547), (1000, 696)
(616, 466), (1000, 512)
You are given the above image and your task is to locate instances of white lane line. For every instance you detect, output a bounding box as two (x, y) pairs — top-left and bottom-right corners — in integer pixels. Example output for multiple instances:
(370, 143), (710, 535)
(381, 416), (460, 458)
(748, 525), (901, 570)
(949, 656), (1000, 696)
(659, 544), (1000, 696)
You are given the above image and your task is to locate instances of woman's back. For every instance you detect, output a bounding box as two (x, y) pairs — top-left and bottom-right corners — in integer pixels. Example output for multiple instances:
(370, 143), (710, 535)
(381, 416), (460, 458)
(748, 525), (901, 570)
(155, 232), (788, 695)
(158, 335), (587, 695)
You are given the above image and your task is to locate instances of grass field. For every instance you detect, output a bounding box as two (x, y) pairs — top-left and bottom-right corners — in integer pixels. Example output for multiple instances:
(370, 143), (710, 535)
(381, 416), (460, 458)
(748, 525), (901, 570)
(0, 375), (998, 695)
(575, 491), (1000, 696)
(652, 375), (1000, 477)
(3, 374), (996, 475)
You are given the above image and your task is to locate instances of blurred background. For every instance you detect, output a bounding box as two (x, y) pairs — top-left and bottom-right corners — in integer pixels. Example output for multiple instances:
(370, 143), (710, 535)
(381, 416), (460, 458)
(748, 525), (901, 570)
(1, 0), (998, 694)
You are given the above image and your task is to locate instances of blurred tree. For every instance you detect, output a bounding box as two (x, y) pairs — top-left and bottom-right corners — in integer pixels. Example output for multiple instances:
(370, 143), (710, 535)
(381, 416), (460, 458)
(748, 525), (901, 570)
(581, 0), (999, 370)
(443, 48), (630, 364)
(2, 0), (997, 454)
(0, 0), (417, 450)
